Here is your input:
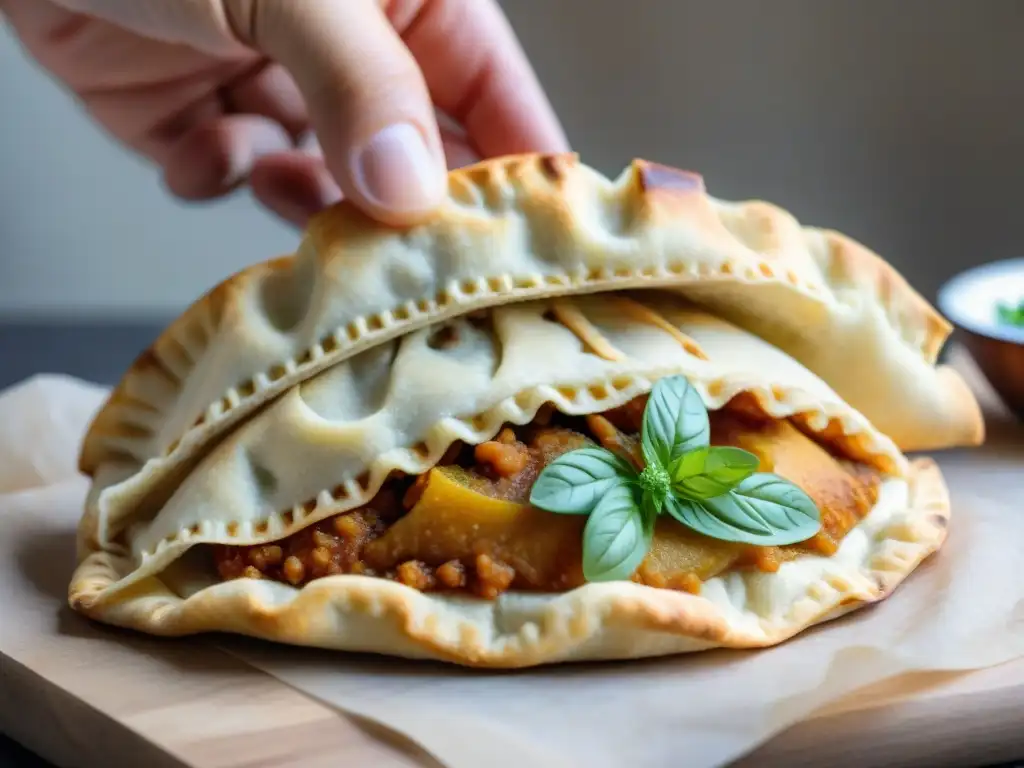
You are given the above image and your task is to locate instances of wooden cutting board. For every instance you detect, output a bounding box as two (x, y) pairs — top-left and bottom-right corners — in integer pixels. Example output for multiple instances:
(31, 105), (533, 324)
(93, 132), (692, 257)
(2, 349), (1022, 768)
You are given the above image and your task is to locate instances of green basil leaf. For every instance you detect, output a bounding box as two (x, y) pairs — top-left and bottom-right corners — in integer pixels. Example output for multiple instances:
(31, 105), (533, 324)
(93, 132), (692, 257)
(581, 483), (650, 582)
(670, 447), (709, 483)
(671, 446), (760, 500)
(664, 473), (821, 546)
(641, 486), (667, 523)
(641, 375), (710, 470)
(529, 447), (636, 515)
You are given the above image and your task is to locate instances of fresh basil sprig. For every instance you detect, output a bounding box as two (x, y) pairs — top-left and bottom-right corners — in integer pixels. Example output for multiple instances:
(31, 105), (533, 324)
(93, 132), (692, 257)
(528, 375), (822, 582)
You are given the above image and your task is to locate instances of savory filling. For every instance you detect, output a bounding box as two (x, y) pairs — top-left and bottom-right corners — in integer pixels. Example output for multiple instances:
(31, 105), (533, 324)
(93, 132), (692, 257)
(214, 395), (881, 598)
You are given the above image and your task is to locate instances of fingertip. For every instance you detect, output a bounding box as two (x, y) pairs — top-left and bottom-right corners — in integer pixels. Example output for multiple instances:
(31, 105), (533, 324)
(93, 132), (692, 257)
(234, 0), (448, 226)
(250, 150), (343, 227)
(436, 110), (482, 169)
(399, 0), (571, 160)
(162, 116), (294, 200)
(441, 139), (481, 171)
(345, 121), (448, 226)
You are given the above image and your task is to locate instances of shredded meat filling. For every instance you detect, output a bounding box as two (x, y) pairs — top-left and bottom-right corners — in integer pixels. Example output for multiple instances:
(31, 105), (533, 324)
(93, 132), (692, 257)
(215, 395), (882, 599)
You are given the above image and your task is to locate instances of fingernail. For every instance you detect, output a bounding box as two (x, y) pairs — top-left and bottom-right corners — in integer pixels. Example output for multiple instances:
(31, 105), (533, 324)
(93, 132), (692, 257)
(351, 123), (443, 213)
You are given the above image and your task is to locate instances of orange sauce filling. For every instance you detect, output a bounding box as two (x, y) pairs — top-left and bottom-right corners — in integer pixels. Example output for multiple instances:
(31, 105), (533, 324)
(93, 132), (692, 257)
(214, 396), (880, 598)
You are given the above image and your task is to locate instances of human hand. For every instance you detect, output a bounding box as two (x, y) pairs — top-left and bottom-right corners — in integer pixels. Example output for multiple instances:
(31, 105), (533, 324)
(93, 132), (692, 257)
(1, 0), (569, 227)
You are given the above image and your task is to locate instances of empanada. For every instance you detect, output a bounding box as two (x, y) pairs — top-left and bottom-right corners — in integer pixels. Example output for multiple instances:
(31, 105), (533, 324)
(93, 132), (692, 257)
(69, 154), (983, 667)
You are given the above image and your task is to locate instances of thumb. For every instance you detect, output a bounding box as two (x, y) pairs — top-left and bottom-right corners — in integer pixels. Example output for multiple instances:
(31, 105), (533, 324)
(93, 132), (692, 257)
(224, 0), (448, 226)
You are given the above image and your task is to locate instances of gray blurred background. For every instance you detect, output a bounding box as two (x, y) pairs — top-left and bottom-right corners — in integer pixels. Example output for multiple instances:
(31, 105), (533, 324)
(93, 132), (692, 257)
(2, 0), (1024, 320)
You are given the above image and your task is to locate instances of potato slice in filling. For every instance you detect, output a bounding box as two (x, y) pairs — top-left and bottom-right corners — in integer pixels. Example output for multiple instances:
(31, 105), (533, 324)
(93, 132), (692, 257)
(214, 396), (881, 598)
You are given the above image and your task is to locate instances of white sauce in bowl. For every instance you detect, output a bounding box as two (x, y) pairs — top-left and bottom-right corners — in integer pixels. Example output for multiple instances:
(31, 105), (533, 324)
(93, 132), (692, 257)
(937, 258), (1024, 345)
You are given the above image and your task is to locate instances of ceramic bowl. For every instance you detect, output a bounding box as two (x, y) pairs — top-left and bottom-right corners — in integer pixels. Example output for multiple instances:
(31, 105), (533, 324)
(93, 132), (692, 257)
(937, 258), (1024, 421)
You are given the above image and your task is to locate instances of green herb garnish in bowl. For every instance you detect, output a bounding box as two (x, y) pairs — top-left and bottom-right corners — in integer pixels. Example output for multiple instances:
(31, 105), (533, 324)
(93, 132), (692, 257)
(996, 299), (1024, 328)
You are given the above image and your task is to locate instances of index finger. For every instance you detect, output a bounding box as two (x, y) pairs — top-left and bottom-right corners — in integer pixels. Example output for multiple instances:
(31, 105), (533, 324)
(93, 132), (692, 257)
(388, 0), (570, 160)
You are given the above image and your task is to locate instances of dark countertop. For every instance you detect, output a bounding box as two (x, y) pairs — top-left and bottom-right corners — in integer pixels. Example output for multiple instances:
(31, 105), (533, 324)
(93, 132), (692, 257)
(0, 320), (1021, 768)
(0, 319), (168, 391)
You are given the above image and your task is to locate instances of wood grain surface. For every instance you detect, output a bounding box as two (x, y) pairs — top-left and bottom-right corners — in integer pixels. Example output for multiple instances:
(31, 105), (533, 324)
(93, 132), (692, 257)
(1, 348), (1021, 768)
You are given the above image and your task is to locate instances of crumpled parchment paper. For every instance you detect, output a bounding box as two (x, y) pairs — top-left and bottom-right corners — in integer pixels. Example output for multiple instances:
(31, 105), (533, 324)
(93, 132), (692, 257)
(1, 364), (1021, 768)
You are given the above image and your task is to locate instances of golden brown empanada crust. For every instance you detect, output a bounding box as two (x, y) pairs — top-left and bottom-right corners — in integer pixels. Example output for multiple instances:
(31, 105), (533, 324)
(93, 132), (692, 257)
(66, 155), (980, 668)
(69, 296), (942, 668)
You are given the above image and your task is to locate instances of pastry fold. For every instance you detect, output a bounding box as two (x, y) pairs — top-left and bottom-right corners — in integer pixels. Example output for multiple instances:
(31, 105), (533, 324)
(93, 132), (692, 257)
(77, 154), (982, 566)
(70, 288), (959, 667)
